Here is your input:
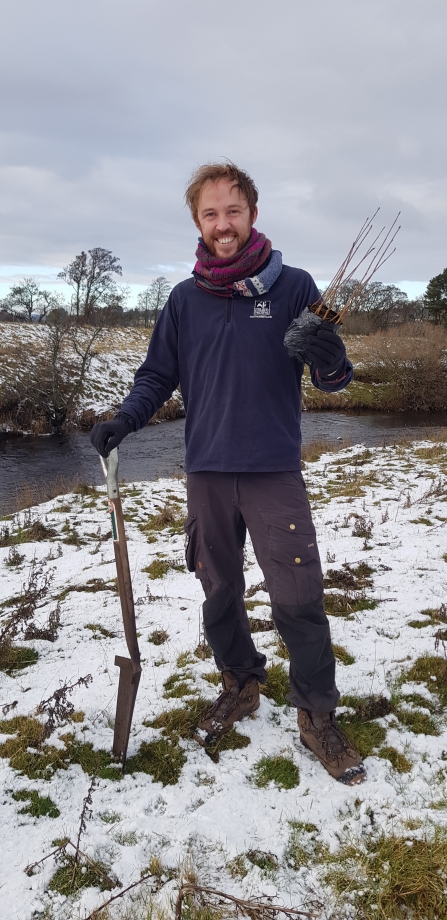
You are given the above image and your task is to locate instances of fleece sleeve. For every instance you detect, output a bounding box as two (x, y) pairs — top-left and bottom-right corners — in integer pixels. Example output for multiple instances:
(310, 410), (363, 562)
(118, 293), (179, 430)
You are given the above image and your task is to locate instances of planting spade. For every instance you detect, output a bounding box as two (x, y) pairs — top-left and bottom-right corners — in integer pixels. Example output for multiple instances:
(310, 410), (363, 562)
(100, 448), (141, 768)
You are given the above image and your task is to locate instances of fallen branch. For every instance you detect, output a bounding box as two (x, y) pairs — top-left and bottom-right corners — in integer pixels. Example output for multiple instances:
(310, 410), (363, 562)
(81, 869), (156, 919)
(175, 883), (320, 920)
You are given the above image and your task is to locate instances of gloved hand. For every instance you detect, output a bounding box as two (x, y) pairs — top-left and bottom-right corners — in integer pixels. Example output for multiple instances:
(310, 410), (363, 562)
(305, 325), (346, 376)
(90, 413), (135, 458)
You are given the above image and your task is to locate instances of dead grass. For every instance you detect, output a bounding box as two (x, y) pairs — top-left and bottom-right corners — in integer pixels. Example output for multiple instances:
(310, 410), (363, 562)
(324, 826), (447, 919)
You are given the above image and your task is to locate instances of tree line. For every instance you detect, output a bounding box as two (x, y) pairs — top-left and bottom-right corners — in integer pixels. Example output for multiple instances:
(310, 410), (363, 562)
(1, 246), (447, 331)
(0, 248), (171, 328)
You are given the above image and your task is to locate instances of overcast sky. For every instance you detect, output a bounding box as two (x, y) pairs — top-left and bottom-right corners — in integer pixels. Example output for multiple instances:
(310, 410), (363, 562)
(1, 0), (446, 304)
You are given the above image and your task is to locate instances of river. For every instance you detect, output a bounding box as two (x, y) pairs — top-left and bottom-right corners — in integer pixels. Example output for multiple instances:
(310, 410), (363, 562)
(1, 410), (446, 515)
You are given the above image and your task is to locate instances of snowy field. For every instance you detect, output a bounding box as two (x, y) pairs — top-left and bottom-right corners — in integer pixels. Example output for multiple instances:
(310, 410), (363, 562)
(1, 439), (447, 920)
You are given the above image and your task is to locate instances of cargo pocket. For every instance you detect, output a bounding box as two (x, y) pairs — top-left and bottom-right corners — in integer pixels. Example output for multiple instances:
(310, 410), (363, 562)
(184, 514), (197, 572)
(184, 514), (210, 594)
(260, 510), (323, 605)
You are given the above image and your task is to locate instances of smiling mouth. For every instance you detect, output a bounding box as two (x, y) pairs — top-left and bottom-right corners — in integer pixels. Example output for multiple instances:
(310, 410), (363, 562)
(216, 236), (236, 244)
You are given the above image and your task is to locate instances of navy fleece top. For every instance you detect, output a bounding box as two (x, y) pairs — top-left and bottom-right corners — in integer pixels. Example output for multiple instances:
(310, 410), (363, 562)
(119, 266), (353, 472)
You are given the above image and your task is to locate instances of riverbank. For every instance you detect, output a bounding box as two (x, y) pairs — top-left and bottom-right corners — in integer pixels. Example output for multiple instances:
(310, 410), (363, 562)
(1, 322), (446, 435)
(1, 438), (447, 919)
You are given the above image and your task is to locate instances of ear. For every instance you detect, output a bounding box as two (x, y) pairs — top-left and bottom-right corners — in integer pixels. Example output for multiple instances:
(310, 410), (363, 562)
(193, 217), (202, 232)
(251, 206), (258, 225)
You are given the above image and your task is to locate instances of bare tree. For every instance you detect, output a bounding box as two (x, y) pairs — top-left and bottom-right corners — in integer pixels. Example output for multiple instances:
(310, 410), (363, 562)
(137, 276), (171, 328)
(1, 278), (64, 323)
(137, 288), (152, 327)
(58, 248), (123, 322)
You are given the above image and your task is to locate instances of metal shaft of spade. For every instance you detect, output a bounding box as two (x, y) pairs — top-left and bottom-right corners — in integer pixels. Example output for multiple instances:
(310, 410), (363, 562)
(100, 448), (141, 768)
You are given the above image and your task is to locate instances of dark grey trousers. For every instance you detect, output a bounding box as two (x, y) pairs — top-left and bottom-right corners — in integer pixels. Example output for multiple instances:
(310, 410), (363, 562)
(185, 471), (339, 712)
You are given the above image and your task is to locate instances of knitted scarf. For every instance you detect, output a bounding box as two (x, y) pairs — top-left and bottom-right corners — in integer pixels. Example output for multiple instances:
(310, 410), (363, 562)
(193, 228), (282, 297)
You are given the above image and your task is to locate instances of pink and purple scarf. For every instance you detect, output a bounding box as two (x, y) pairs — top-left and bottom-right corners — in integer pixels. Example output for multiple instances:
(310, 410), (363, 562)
(193, 229), (282, 298)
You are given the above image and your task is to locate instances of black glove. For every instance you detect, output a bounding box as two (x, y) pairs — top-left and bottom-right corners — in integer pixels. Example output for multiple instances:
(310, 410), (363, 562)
(90, 412), (135, 458)
(305, 325), (346, 376)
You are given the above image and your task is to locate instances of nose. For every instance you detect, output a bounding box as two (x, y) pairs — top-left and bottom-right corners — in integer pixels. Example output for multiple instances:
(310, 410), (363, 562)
(215, 214), (231, 233)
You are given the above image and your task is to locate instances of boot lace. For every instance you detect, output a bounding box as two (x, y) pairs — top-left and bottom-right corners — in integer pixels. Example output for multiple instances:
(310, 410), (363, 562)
(317, 718), (350, 758)
(204, 688), (240, 722)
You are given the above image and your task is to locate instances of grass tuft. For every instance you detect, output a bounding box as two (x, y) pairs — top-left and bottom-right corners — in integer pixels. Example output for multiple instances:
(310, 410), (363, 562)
(246, 849), (279, 875)
(400, 655), (447, 706)
(202, 671), (221, 686)
(252, 755), (299, 790)
(378, 747), (412, 773)
(49, 853), (117, 896)
(260, 663), (289, 706)
(148, 629), (169, 645)
(285, 821), (327, 868)
(125, 738), (186, 785)
(0, 644), (38, 673)
(12, 789), (60, 818)
(332, 643), (355, 665)
(324, 827), (447, 920)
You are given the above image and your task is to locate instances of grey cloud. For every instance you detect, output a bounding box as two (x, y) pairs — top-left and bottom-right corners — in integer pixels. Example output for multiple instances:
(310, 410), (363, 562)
(0, 0), (446, 288)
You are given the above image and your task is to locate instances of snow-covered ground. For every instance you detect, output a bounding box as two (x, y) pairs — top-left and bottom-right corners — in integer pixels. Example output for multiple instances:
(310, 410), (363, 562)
(1, 439), (447, 919)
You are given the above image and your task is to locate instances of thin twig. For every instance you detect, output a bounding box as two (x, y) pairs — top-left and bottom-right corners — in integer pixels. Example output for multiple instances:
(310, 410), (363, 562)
(311, 210), (401, 324)
(25, 844), (67, 875)
(81, 869), (155, 919)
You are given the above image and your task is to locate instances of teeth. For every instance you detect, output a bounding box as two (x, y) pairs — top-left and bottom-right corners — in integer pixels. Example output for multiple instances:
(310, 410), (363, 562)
(217, 237), (235, 244)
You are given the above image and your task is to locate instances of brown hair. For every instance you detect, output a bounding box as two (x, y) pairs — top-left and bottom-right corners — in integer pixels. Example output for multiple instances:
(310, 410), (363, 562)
(185, 162), (259, 223)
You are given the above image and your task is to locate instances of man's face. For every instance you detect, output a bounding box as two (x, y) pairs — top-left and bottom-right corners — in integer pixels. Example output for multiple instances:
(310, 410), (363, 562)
(195, 179), (258, 259)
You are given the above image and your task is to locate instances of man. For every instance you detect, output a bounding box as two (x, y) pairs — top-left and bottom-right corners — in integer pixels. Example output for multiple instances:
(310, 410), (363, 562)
(90, 163), (365, 785)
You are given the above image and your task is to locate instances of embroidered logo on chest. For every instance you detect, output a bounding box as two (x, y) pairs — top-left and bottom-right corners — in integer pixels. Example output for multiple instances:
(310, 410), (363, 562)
(250, 300), (272, 319)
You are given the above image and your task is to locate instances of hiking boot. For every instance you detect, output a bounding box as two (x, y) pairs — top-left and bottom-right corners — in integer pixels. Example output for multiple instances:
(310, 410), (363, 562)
(194, 671), (260, 746)
(298, 709), (366, 785)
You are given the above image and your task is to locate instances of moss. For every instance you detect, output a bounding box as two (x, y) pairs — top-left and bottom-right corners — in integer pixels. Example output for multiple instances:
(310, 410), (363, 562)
(0, 644), (38, 673)
(332, 643), (355, 665)
(378, 747), (412, 773)
(252, 755), (300, 790)
(260, 663), (289, 706)
(12, 789), (60, 818)
(148, 629), (169, 645)
(125, 738), (186, 785)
